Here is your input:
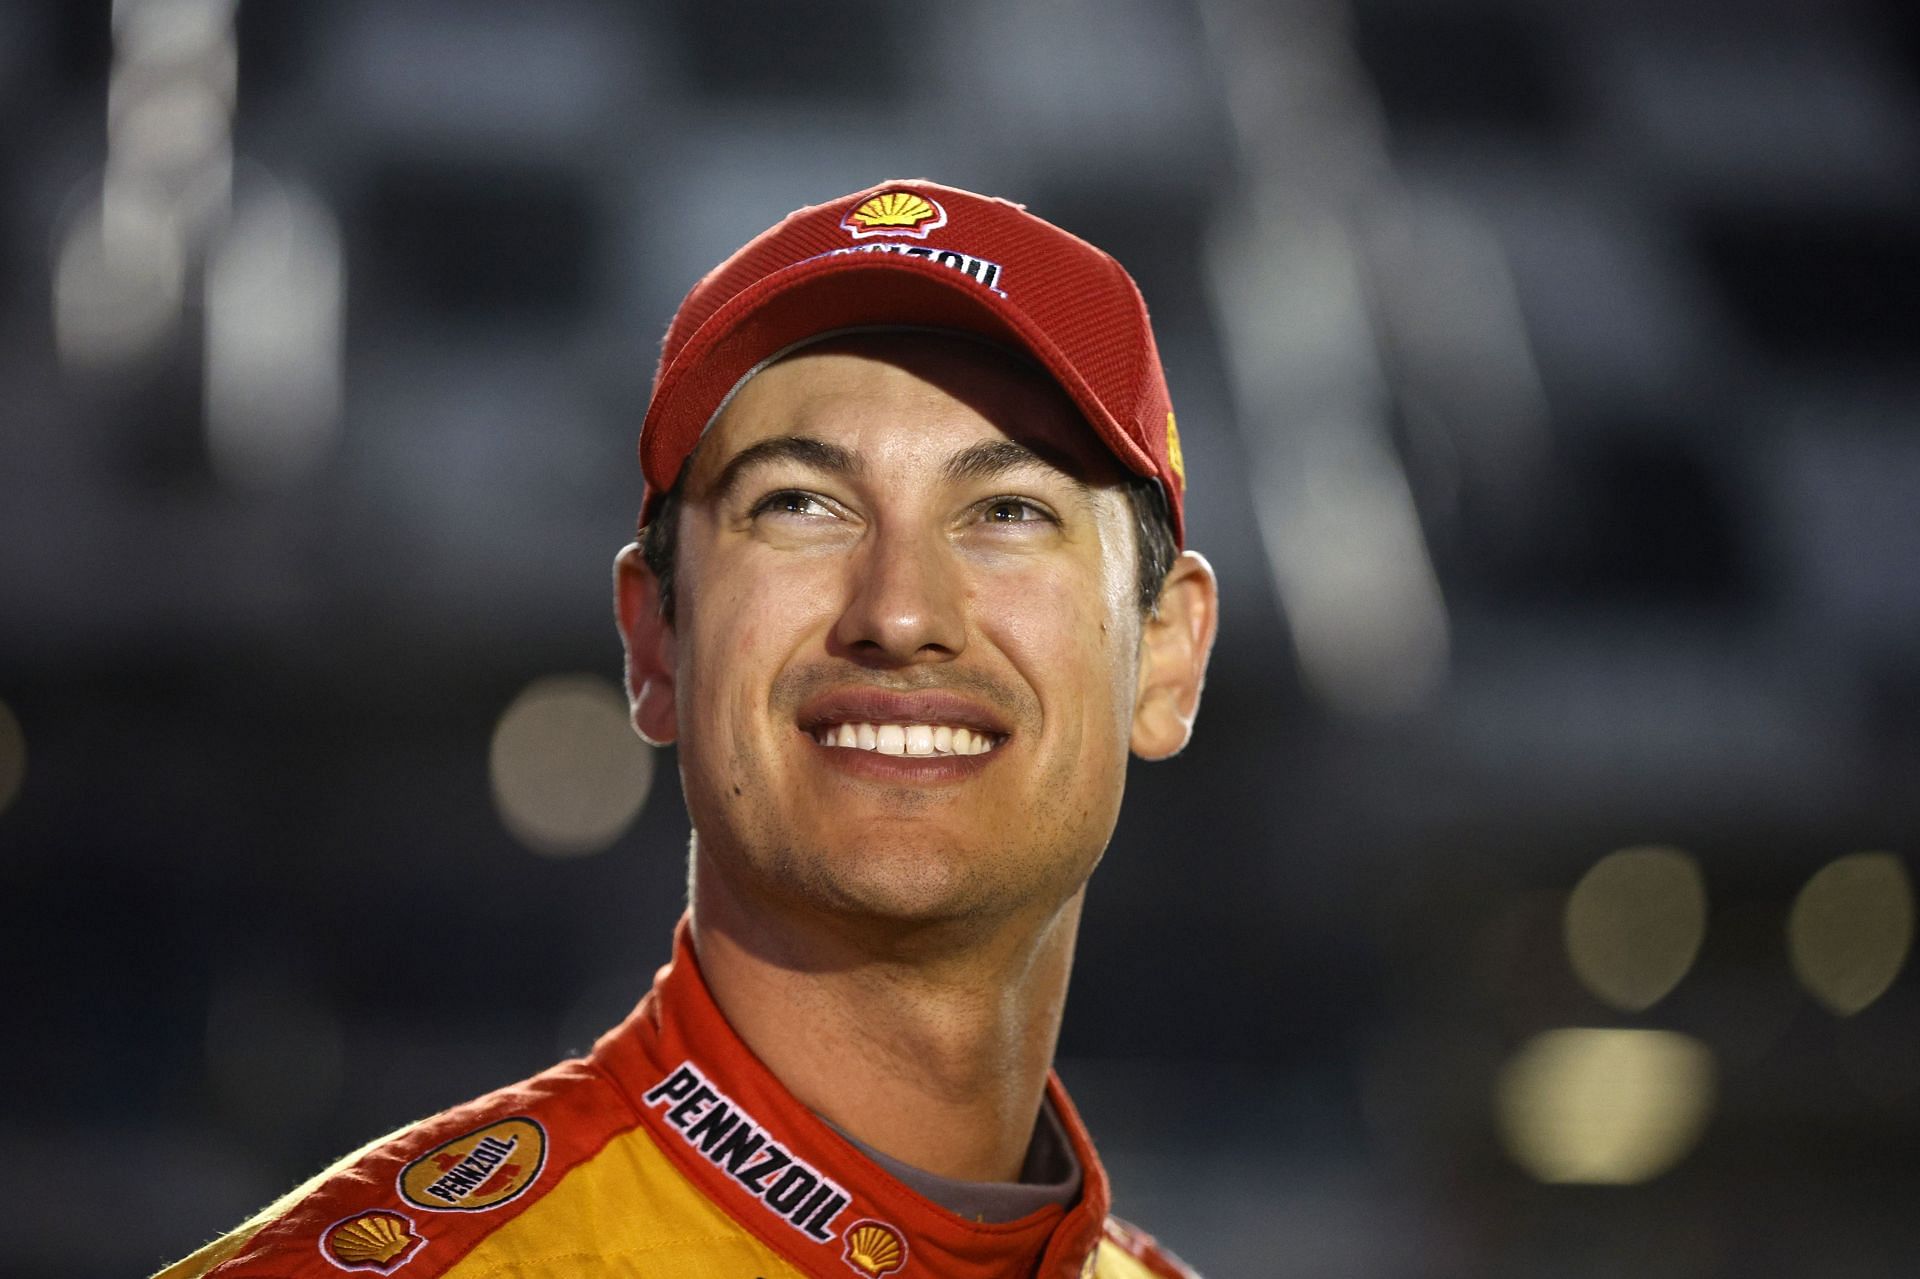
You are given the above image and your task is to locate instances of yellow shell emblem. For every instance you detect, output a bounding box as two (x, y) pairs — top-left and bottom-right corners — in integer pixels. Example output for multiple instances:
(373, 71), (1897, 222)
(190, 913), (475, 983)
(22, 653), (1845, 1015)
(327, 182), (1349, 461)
(842, 190), (946, 239)
(842, 1219), (908, 1276)
(322, 1210), (422, 1272)
(1165, 410), (1186, 491)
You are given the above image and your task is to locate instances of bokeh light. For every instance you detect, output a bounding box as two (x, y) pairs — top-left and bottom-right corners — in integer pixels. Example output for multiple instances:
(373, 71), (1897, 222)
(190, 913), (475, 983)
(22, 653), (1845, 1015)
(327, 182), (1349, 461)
(1564, 845), (1708, 1013)
(205, 178), (346, 489)
(1497, 1027), (1715, 1185)
(1788, 852), (1913, 1016)
(55, 0), (239, 371)
(53, 200), (185, 367)
(488, 674), (655, 858)
(0, 699), (24, 817)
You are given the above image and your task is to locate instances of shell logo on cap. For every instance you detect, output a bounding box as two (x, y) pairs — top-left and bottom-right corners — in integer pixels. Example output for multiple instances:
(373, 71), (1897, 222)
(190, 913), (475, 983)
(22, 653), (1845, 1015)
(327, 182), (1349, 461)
(398, 1117), (547, 1213)
(1165, 411), (1186, 491)
(842, 190), (947, 240)
(841, 1219), (908, 1276)
(321, 1210), (423, 1273)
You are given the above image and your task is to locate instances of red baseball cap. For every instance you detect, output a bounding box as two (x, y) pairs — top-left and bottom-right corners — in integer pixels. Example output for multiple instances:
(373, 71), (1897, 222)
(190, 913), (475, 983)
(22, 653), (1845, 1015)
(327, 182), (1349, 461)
(637, 178), (1188, 546)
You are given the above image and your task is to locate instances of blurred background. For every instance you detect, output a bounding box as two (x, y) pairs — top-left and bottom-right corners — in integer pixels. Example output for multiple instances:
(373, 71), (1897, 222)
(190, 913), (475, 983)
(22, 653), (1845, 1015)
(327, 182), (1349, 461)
(4, 0), (1918, 1275)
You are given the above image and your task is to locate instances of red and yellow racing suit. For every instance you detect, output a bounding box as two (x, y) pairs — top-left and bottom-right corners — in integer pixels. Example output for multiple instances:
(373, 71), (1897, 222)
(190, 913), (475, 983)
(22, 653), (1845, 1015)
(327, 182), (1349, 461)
(155, 920), (1198, 1279)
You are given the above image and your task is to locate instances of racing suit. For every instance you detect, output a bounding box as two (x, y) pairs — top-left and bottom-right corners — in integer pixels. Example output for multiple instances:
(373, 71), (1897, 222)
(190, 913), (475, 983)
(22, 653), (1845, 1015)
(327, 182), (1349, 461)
(154, 918), (1198, 1279)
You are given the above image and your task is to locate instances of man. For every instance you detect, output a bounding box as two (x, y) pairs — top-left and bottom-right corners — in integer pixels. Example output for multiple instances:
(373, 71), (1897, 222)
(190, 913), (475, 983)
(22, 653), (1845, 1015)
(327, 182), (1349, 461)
(157, 180), (1218, 1279)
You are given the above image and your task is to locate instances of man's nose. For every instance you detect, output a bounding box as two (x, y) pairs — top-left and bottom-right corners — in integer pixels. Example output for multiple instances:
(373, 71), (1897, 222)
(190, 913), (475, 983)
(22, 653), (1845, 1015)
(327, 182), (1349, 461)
(830, 523), (967, 664)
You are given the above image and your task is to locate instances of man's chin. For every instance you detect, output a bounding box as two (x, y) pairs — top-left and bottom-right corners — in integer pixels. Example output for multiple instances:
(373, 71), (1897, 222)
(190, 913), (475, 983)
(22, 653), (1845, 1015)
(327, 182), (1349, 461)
(692, 809), (1081, 946)
(811, 845), (996, 917)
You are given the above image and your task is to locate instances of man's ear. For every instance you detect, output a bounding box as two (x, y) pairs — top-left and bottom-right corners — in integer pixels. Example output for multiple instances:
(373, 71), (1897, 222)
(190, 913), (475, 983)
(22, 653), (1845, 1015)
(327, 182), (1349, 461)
(614, 543), (678, 746)
(1131, 550), (1220, 761)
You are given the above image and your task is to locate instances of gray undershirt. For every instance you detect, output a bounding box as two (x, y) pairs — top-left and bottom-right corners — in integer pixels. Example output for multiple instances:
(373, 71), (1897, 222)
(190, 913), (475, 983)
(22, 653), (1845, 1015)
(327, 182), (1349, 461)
(830, 1097), (1083, 1224)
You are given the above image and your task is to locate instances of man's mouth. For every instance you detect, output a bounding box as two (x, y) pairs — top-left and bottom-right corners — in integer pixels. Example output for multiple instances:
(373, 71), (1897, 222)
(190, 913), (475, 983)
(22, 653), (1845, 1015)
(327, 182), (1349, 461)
(794, 686), (1016, 764)
(808, 722), (1005, 757)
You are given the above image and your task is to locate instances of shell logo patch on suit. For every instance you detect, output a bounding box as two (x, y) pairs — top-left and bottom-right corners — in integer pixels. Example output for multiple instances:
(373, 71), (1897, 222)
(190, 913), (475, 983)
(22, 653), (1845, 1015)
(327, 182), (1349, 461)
(320, 1210), (423, 1273)
(841, 1219), (908, 1277)
(841, 190), (947, 239)
(397, 1117), (546, 1212)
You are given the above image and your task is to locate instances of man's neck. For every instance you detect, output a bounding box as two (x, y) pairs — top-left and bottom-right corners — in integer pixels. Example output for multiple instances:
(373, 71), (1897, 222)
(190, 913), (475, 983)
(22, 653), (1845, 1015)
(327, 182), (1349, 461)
(688, 863), (1083, 1184)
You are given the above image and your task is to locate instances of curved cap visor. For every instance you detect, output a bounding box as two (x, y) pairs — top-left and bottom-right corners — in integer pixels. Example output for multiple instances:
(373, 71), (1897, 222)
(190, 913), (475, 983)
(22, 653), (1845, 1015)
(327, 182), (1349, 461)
(638, 252), (1163, 529)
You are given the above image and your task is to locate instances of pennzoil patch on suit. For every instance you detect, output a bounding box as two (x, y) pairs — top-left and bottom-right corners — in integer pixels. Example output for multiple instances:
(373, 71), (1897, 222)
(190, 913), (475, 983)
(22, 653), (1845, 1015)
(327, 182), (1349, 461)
(397, 1118), (547, 1212)
(642, 1062), (852, 1240)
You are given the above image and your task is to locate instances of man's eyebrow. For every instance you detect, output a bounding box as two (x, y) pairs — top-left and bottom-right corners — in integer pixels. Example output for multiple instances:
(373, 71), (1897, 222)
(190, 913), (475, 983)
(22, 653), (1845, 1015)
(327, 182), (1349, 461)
(940, 439), (1094, 497)
(705, 435), (865, 501)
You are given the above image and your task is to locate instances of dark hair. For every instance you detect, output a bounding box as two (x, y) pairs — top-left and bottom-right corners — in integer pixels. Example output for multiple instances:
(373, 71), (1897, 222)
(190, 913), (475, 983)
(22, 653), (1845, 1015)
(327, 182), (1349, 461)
(638, 474), (1177, 623)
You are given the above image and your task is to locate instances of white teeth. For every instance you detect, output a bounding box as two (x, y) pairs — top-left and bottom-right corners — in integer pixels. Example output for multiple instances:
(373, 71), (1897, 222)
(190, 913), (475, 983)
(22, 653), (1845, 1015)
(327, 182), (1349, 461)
(810, 721), (1000, 757)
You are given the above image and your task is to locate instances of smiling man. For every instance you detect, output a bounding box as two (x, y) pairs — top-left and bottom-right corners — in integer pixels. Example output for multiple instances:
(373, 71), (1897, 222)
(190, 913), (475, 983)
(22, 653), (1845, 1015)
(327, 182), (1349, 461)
(157, 181), (1218, 1279)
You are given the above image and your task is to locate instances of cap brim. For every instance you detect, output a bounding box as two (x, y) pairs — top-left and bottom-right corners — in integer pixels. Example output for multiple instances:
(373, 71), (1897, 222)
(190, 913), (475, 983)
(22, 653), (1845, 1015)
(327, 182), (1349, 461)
(639, 252), (1159, 526)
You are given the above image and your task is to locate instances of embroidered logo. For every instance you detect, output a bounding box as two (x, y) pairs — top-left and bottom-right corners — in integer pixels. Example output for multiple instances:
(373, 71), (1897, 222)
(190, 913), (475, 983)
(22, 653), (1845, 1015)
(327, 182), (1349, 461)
(320, 1210), (423, 1273)
(644, 1062), (851, 1242)
(842, 1219), (909, 1277)
(814, 242), (1006, 296)
(1165, 410), (1186, 491)
(398, 1116), (547, 1212)
(842, 190), (947, 239)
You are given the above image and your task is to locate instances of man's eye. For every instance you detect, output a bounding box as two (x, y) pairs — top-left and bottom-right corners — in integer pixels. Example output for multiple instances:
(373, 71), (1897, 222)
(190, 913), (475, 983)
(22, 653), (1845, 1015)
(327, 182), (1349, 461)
(981, 498), (1055, 525)
(751, 490), (832, 518)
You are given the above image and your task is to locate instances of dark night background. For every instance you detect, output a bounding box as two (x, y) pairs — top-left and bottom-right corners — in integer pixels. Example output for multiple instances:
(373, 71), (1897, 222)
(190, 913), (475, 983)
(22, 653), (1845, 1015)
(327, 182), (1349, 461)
(3, 1), (1919, 1275)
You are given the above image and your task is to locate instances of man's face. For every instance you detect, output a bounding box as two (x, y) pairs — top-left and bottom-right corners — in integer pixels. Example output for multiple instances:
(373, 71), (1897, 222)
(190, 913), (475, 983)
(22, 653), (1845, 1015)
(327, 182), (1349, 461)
(646, 333), (1146, 934)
